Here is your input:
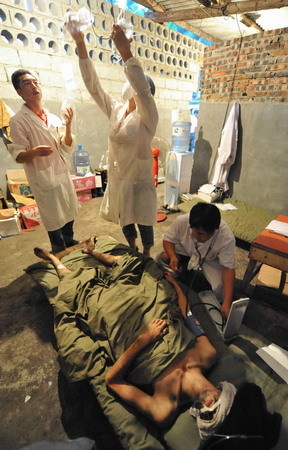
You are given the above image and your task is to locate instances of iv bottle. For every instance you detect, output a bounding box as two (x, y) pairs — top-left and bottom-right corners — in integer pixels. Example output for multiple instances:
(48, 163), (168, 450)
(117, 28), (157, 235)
(60, 92), (74, 125)
(73, 144), (90, 176)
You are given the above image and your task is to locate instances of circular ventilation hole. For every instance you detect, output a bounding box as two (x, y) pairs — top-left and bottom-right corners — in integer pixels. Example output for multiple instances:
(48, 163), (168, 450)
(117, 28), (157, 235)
(35, 37), (45, 51)
(182, 48), (186, 57)
(153, 66), (157, 73)
(179, 60), (183, 67)
(34, 0), (46, 13)
(148, 22), (153, 32)
(86, 33), (95, 45)
(170, 44), (174, 53)
(98, 51), (106, 62)
(156, 39), (161, 49)
(178, 72), (182, 78)
(145, 49), (150, 58)
(100, 2), (108, 14)
(14, 13), (26, 27)
(29, 17), (41, 31)
(64, 43), (73, 56)
(88, 0), (97, 8)
(102, 20), (107, 31)
(171, 31), (175, 41)
(140, 19), (146, 29)
(156, 26), (162, 36)
(137, 47), (143, 57)
(167, 56), (171, 65)
(164, 43), (169, 52)
(183, 37), (187, 45)
(108, 38), (113, 49)
(140, 34), (146, 44)
(48, 40), (59, 53)
(153, 52), (158, 61)
(163, 28), (168, 38)
(131, 15), (136, 26)
(184, 73), (187, 79)
(159, 54), (164, 63)
(172, 58), (177, 66)
(0, 9), (7, 22)
(177, 46), (181, 55)
(89, 49), (97, 60)
(176, 34), (181, 43)
(173, 71), (177, 77)
(17, 33), (28, 46)
(1, 30), (13, 43)
(49, 3), (59, 15)
(184, 61), (188, 69)
(48, 22), (58, 35)
(188, 51), (192, 59)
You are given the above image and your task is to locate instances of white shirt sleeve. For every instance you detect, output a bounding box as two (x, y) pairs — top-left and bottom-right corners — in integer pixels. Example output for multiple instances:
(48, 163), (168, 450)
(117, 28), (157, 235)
(79, 58), (114, 119)
(124, 57), (158, 134)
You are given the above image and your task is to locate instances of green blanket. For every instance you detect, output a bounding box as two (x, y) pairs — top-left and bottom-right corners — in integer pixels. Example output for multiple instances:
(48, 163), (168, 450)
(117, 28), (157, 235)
(178, 198), (277, 243)
(26, 236), (288, 450)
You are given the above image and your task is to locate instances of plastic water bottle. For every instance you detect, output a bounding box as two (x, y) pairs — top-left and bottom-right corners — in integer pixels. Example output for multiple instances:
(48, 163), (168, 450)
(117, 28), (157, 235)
(171, 109), (191, 153)
(73, 144), (90, 176)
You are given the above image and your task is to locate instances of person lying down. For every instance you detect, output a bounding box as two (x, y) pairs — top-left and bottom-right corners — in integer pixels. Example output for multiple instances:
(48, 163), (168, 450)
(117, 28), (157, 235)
(34, 238), (282, 449)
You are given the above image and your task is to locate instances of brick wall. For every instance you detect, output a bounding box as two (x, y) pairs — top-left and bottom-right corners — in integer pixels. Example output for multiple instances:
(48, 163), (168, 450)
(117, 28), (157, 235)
(201, 27), (288, 102)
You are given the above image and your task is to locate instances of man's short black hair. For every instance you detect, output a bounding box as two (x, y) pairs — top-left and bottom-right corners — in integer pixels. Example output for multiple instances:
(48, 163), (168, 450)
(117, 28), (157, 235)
(189, 202), (221, 234)
(11, 69), (36, 91)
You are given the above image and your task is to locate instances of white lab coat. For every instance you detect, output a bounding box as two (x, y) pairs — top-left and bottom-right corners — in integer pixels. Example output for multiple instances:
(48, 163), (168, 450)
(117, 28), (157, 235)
(211, 102), (239, 192)
(163, 213), (235, 300)
(8, 106), (78, 231)
(79, 57), (158, 227)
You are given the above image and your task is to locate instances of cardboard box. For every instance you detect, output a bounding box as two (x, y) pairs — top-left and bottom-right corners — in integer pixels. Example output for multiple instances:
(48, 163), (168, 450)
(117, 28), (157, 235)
(71, 174), (96, 192)
(18, 203), (41, 228)
(7, 169), (32, 196)
(0, 215), (21, 237)
(77, 189), (92, 203)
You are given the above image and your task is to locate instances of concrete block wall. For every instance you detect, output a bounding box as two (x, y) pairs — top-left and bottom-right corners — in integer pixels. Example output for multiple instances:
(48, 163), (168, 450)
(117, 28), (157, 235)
(0, 0), (204, 193)
(191, 28), (288, 214)
(201, 27), (288, 102)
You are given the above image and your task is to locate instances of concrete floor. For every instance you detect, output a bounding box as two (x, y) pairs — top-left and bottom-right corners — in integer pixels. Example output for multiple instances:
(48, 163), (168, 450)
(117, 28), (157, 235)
(0, 183), (288, 450)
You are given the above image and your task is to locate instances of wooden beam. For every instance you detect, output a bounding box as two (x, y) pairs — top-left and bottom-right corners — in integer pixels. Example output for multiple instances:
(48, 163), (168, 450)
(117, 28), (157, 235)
(133, 1), (220, 42)
(144, 0), (288, 22)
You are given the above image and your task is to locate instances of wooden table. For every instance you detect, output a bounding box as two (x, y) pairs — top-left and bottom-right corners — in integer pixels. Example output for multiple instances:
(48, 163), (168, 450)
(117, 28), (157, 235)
(241, 215), (288, 291)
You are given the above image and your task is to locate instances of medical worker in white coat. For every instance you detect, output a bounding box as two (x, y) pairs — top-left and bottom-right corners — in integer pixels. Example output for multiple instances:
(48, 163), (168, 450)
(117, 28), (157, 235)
(68, 23), (158, 256)
(8, 69), (78, 253)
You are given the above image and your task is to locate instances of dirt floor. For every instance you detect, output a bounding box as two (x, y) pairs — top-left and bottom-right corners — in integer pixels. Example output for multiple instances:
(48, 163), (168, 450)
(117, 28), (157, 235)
(0, 183), (287, 450)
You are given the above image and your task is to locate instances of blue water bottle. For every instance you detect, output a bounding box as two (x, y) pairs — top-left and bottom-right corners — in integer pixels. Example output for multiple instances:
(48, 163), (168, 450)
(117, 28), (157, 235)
(172, 110), (191, 153)
(73, 144), (90, 176)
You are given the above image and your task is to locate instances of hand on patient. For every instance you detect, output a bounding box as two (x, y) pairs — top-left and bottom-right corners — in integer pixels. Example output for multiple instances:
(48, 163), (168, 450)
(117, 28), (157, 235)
(82, 235), (97, 255)
(141, 319), (168, 345)
(169, 254), (180, 272)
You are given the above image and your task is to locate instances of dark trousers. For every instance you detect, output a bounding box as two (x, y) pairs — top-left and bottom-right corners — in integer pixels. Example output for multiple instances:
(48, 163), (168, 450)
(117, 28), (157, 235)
(122, 224), (154, 249)
(48, 220), (77, 254)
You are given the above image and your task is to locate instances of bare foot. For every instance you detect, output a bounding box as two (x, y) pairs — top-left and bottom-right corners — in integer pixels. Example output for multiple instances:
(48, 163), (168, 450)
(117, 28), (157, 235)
(82, 235), (97, 255)
(34, 247), (52, 261)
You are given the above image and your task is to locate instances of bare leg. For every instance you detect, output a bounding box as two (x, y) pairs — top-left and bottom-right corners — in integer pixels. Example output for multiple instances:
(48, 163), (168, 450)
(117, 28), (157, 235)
(34, 247), (70, 279)
(82, 236), (123, 266)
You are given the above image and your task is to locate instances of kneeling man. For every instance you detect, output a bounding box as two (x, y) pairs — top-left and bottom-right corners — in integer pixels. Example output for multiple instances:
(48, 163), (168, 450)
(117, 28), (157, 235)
(159, 202), (235, 318)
